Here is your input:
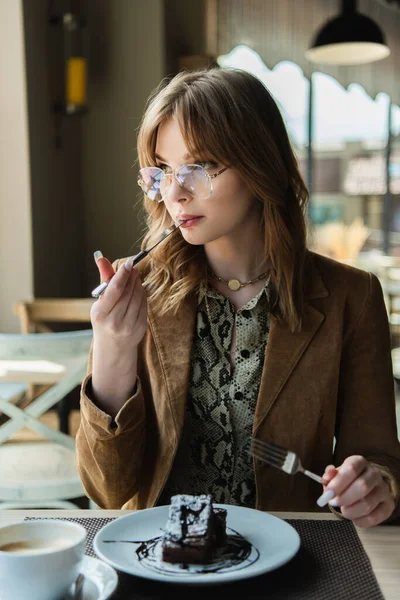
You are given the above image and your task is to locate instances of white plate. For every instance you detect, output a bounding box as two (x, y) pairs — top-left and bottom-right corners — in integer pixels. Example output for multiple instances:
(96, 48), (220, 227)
(93, 504), (300, 585)
(64, 556), (118, 600)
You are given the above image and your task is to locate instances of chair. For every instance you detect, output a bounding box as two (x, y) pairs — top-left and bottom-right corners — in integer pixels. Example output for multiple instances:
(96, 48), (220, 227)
(14, 298), (94, 334)
(0, 329), (92, 509)
(13, 298), (94, 433)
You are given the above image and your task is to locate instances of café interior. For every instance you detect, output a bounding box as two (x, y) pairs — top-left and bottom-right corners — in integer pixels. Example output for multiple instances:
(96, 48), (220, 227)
(1, 1), (400, 598)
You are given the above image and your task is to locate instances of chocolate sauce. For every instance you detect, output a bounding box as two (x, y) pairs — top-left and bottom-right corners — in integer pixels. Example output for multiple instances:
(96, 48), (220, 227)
(103, 528), (260, 577)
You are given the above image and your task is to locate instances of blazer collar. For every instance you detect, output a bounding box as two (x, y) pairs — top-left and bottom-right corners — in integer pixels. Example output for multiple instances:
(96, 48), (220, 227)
(147, 256), (328, 437)
(306, 253), (329, 300)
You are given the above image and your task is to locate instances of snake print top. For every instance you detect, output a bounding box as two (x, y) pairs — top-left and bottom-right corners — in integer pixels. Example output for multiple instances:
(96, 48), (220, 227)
(157, 281), (271, 508)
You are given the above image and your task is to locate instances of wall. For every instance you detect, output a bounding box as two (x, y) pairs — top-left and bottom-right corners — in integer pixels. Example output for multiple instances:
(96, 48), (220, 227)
(0, 0), (33, 332)
(164, 0), (206, 73)
(81, 0), (166, 292)
(22, 0), (168, 300)
(23, 0), (86, 300)
(0, 0), (206, 332)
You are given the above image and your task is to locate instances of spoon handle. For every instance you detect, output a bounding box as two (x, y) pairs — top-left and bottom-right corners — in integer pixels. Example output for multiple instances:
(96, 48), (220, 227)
(91, 224), (179, 298)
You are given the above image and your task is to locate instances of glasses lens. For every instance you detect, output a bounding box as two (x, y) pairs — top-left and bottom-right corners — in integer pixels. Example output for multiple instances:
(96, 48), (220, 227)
(138, 167), (164, 202)
(159, 172), (173, 199)
(175, 164), (211, 199)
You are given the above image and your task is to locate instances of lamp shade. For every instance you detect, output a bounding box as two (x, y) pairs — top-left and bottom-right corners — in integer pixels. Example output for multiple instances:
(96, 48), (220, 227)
(306, 2), (390, 65)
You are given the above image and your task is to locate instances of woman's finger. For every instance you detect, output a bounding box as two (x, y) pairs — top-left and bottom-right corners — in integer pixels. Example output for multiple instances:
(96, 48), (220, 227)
(122, 270), (145, 322)
(106, 267), (140, 324)
(92, 258), (134, 316)
(123, 282), (148, 345)
(325, 455), (368, 499)
(317, 471), (338, 507)
(351, 498), (395, 528)
(94, 251), (115, 283)
(329, 465), (382, 507)
(321, 465), (337, 486)
(340, 483), (388, 521)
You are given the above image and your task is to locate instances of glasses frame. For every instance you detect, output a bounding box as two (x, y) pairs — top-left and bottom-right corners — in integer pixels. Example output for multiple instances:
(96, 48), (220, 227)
(137, 163), (228, 203)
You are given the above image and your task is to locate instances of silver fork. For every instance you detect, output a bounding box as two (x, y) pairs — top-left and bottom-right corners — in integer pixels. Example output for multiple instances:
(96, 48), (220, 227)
(250, 437), (323, 484)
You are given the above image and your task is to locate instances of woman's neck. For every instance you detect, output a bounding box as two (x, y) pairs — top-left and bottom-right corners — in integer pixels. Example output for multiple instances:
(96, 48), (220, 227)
(204, 224), (267, 283)
(203, 216), (269, 311)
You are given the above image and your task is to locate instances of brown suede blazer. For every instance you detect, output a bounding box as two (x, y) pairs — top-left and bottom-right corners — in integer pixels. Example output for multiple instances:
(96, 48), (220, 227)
(76, 252), (400, 519)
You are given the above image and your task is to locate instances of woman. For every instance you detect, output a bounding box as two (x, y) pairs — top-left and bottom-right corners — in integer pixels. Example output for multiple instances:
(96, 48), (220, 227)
(76, 68), (400, 527)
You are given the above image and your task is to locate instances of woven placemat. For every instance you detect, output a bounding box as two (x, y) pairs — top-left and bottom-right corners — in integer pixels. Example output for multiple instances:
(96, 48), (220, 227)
(25, 516), (384, 600)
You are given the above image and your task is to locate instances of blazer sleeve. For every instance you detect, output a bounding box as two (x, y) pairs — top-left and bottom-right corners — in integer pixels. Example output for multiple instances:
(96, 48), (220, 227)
(75, 258), (147, 509)
(334, 272), (400, 521)
(75, 346), (147, 509)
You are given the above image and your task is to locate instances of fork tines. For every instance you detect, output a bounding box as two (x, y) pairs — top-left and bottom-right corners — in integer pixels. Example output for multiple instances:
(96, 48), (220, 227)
(250, 437), (290, 470)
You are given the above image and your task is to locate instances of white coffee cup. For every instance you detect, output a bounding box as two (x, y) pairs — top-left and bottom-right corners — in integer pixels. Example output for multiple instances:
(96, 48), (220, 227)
(0, 519), (87, 600)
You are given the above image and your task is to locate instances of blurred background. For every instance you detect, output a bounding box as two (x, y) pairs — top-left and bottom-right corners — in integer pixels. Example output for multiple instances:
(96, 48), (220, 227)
(2, 0), (400, 331)
(0, 0), (400, 331)
(2, 0), (400, 509)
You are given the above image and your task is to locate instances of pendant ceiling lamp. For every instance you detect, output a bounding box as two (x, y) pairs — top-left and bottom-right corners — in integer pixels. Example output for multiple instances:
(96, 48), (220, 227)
(305, 0), (390, 65)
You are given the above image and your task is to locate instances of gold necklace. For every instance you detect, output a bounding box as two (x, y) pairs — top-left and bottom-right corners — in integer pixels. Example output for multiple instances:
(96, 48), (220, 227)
(209, 269), (269, 291)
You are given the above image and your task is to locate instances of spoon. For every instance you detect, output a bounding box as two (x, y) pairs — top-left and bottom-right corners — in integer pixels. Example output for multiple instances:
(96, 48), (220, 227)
(73, 573), (84, 599)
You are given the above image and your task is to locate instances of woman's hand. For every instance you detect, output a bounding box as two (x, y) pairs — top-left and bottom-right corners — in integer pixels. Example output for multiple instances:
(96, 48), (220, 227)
(89, 252), (148, 417)
(318, 456), (395, 528)
(91, 253), (147, 349)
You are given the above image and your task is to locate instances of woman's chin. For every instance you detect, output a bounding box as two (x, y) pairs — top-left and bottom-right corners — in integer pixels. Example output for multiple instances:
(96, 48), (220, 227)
(180, 229), (209, 245)
(180, 224), (228, 246)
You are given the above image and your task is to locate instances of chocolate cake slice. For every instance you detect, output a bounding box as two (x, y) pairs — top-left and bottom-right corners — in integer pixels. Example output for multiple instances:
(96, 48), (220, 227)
(161, 494), (226, 564)
(213, 507), (227, 547)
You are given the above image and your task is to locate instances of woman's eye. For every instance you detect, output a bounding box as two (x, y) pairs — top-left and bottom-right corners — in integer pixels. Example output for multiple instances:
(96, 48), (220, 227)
(157, 163), (171, 173)
(156, 161), (218, 171)
(197, 160), (218, 170)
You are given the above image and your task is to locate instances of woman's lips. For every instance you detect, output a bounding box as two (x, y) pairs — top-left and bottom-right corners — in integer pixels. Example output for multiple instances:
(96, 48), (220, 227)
(179, 216), (203, 228)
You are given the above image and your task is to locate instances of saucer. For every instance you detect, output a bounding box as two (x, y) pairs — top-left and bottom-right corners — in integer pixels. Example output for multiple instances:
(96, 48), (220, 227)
(64, 556), (118, 600)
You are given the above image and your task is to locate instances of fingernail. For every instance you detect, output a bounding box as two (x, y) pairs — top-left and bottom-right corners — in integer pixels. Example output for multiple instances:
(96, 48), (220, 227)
(94, 250), (103, 262)
(328, 497), (340, 507)
(324, 464), (335, 472)
(316, 489), (335, 507)
(124, 256), (134, 271)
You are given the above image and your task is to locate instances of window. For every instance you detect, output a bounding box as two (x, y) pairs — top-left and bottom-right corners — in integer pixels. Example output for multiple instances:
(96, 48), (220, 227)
(219, 44), (400, 258)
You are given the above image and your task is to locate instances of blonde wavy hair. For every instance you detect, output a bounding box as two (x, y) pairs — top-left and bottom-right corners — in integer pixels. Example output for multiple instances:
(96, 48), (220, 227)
(137, 68), (309, 331)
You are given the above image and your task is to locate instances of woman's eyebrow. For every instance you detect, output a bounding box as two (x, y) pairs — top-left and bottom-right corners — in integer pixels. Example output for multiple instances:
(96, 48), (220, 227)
(155, 152), (193, 162)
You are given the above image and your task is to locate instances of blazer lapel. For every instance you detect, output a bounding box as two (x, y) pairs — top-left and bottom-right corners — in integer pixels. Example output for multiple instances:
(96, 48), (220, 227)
(253, 304), (325, 432)
(148, 253), (329, 438)
(147, 294), (197, 436)
(253, 258), (329, 433)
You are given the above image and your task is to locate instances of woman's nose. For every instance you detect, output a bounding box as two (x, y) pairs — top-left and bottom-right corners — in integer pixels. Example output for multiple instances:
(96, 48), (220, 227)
(166, 177), (192, 204)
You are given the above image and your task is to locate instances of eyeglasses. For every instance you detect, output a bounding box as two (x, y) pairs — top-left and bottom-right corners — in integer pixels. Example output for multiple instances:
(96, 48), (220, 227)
(137, 163), (228, 203)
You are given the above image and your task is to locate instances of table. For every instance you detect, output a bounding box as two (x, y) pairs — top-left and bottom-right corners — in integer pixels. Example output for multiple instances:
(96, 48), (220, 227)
(0, 360), (66, 384)
(0, 358), (70, 440)
(0, 510), (399, 599)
